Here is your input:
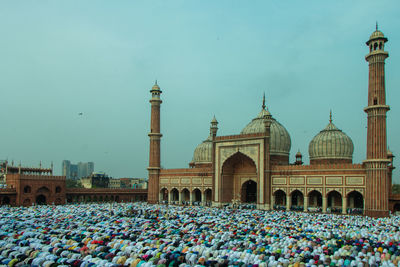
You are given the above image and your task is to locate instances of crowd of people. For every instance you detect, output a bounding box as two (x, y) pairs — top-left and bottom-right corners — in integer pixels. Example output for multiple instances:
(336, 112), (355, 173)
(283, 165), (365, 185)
(0, 203), (400, 266)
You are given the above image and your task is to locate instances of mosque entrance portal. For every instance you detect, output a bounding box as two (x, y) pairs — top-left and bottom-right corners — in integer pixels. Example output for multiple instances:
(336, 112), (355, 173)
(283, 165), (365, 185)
(221, 152), (257, 204)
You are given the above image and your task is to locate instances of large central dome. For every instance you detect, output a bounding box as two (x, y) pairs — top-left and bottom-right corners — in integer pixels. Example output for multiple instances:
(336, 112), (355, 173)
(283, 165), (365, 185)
(241, 107), (291, 157)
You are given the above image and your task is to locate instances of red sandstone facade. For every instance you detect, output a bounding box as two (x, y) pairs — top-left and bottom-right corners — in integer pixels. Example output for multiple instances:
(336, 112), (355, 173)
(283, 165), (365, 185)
(0, 164), (147, 206)
(147, 28), (398, 217)
(2, 165), (65, 206)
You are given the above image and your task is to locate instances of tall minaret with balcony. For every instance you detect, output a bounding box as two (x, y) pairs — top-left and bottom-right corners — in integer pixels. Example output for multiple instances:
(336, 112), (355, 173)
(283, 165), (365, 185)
(148, 81), (162, 204)
(364, 25), (391, 217)
(262, 95), (272, 210)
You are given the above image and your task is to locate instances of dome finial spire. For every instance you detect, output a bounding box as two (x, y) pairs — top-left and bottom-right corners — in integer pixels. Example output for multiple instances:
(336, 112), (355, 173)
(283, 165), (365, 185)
(376, 21), (378, 31)
(262, 92), (266, 110)
(329, 109), (332, 123)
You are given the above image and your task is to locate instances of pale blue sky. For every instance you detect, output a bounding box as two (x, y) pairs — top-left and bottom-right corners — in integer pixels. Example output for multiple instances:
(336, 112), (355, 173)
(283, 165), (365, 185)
(1, 1), (399, 182)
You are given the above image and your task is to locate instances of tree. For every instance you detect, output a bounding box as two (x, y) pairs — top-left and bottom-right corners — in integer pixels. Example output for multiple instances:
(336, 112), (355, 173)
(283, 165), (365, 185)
(66, 179), (83, 188)
(392, 184), (400, 194)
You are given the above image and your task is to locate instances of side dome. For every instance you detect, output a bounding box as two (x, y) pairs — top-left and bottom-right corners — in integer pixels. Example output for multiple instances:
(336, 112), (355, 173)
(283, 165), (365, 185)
(309, 115), (354, 164)
(192, 136), (212, 164)
(191, 117), (219, 168)
(241, 109), (291, 157)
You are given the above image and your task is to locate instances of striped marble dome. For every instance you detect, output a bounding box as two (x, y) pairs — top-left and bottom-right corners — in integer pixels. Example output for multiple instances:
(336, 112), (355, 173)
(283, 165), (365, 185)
(192, 135), (212, 164)
(309, 118), (354, 161)
(241, 109), (291, 156)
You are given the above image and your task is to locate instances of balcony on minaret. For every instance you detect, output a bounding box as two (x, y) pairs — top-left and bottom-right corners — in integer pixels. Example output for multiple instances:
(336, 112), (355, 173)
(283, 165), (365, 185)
(388, 149), (395, 168)
(365, 27), (388, 62)
(150, 81), (162, 100)
(364, 26), (390, 110)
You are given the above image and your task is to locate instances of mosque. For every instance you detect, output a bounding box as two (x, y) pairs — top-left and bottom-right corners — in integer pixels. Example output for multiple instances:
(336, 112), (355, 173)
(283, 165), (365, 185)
(147, 28), (397, 217)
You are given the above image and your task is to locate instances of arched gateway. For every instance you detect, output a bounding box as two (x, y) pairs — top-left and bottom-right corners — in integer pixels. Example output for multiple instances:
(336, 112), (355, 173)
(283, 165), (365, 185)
(221, 152), (257, 204)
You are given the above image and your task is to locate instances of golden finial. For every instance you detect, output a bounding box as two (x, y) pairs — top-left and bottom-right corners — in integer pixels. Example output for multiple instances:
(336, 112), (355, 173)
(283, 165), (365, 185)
(329, 110), (332, 123)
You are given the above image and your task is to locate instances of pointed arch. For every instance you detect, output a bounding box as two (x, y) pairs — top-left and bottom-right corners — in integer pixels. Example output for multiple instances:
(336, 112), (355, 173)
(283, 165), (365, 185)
(290, 190), (304, 211)
(327, 190), (342, 213)
(273, 189), (286, 209)
(170, 188), (179, 203)
(221, 152), (257, 204)
(308, 190), (322, 208)
(181, 188), (190, 204)
(36, 186), (50, 194)
(241, 180), (257, 203)
(192, 188), (201, 203)
(204, 188), (212, 206)
(160, 188), (169, 202)
(347, 190), (364, 214)
(222, 151), (258, 173)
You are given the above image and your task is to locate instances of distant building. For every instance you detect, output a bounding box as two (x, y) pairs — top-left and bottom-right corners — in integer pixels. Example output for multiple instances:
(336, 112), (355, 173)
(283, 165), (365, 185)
(78, 162), (94, 179)
(0, 160), (7, 185)
(109, 178), (121, 189)
(80, 172), (110, 189)
(134, 178), (148, 189)
(0, 161), (147, 206)
(0, 161), (65, 205)
(70, 164), (78, 179)
(62, 160), (94, 179)
(108, 178), (147, 189)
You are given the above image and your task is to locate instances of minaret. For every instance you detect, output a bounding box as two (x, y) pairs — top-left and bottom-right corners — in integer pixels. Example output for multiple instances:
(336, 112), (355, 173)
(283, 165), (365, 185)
(262, 94), (272, 210)
(210, 116), (218, 137)
(210, 116), (218, 205)
(364, 25), (391, 217)
(148, 81), (162, 204)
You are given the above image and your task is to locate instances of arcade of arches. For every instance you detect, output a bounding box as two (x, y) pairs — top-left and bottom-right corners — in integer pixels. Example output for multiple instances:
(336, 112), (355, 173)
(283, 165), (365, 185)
(272, 189), (364, 214)
(19, 186), (64, 206)
(160, 188), (212, 205)
(66, 195), (142, 203)
(66, 191), (147, 204)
